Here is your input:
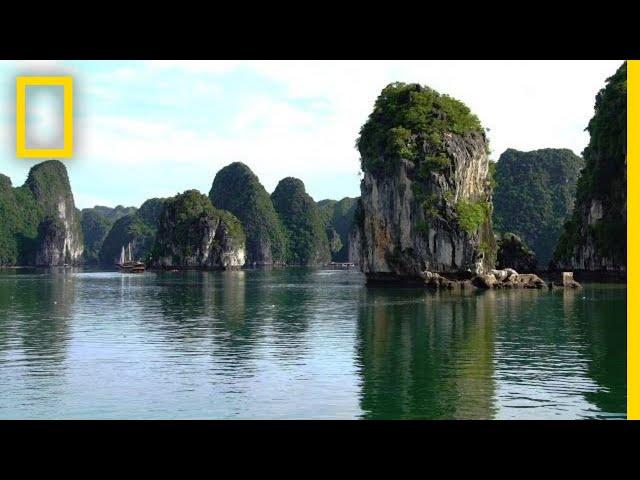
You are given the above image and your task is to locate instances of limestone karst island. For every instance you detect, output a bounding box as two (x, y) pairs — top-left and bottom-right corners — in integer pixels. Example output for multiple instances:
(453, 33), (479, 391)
(0, 60), (627, 420)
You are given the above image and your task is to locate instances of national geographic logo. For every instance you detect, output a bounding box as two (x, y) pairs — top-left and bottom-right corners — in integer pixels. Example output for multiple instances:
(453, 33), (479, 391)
(15, 76), (73, 158)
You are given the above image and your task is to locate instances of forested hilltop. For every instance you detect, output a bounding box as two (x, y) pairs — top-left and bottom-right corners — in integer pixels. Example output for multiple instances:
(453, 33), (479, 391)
(493, 148), (584, 267)
(271, 177), (331, 266)
(554, 61), (627, 271)
(0, 160), (83, 266)
(209, 162), (287, 266)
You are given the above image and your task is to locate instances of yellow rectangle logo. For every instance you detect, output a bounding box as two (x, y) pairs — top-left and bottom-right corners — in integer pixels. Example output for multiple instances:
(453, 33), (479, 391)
(15, 76), (73, 158)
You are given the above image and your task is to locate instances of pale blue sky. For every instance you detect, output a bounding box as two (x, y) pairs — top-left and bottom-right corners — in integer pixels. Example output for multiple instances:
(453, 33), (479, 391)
(0, 60), (622, 209)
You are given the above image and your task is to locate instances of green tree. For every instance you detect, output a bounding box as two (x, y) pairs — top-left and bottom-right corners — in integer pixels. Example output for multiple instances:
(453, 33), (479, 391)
(209, 162), (287, 265)
(493, 148), (584, 267)
(554, 62), (627, 267)
(357, 82), (483, 178)
(271, 177), (331, 266)
(99, 198), (165, 264)
(317, 197), (358, 262)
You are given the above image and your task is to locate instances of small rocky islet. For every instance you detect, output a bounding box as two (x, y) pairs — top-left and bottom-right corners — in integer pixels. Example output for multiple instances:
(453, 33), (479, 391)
(0, 62), (626, 290)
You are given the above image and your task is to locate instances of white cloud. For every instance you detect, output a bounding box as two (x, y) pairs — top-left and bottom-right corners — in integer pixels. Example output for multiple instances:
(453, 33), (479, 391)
(146, 60), (242, 74)
(0, 60), (624, 209)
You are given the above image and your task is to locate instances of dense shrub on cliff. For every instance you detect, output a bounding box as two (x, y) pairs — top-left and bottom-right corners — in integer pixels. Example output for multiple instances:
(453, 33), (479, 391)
(152, 190), (245, 268)
(0, 161), (83, 266)
(81, 205), (137, 264)
(99, 198), (165, 264)
(0, 174), (41, 264)
(353, 82), (495, 278)
(357, 82), (483, 179)
(317, 197), (358, 262)
(271, 177), (331, 266)
(209, 162), (287, 265)
(493, 148), (583, 267)
(554, 62), (627, 270)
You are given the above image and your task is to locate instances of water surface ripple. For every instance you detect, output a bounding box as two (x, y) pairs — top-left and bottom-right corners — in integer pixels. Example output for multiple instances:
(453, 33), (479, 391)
(0, 268), (626, 419)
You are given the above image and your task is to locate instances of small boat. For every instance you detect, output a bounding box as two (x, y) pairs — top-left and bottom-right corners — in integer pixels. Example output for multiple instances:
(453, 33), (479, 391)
(118, 243), (146, 273)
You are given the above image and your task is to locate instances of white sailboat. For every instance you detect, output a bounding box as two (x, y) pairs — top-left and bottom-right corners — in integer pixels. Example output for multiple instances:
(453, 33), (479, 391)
(118, 242), (145, 273)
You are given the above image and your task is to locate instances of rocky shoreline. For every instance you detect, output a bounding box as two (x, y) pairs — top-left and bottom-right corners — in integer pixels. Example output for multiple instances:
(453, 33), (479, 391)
(367, 268), (582, 291)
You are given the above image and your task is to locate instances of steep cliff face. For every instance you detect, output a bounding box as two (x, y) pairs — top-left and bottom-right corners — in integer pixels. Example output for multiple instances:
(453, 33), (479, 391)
(26, 161), (84, 265)
(0, 160), (83, 266)
(317, 197), (358, 262)
(351, 83), (495, 281)
(493, 148), (583, 267)
(209, 162), (287, 266)
(153, 190), (245, 269)
(271, 177), (331, 266)
(554, 62), (626, 271)
(99, 198), (164, 264)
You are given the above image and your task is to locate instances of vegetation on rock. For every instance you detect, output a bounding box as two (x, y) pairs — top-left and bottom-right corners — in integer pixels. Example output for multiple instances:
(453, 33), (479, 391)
(152, 189), (245, 267)
(354, 82), (496, 277)
(81, 205), (137, 264)
(493, 148), (584, 267)
(209, 162), (287, 265)
(0, 175), (41, 264)
(357, 82), (484, 178)
(317, 197), (358, 262)
(496, 232), (537, 272)
(271, 177), (331, 265)
(455, 200), (490, 234)
(554, 62), (627, 268)
(100, 198), (165, 264)
(0, 160), (82, 265)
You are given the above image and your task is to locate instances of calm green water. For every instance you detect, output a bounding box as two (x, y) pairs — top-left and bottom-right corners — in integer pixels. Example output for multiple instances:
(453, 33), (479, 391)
(0, 268), (626, 419)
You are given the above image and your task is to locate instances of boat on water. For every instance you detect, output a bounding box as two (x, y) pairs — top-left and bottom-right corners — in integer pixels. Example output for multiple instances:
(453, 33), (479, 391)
(118, 243), (146, 273)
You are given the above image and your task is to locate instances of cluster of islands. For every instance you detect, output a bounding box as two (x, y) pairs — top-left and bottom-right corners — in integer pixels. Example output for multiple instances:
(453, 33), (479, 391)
(0, 62), (627, 290)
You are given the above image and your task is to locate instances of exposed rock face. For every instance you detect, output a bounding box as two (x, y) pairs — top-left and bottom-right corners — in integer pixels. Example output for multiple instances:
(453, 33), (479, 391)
(25, 161), (84, 265)
(209, 162), (287, 266)
(271, 177), (331, 266)
(0, 160), (84, 266)
(483, 270), (546, 289)
(153, 190), (245, 269)
(493, 148), (583, 267)
(420, 268), (545, 290)
(554, 62), (626, 272)
(351, 83), (496, 283)
(326, 227), (343, 254)
(99, 198), (164, 264)
(496, 233), (537, 272)
(35, 217), (70, 265)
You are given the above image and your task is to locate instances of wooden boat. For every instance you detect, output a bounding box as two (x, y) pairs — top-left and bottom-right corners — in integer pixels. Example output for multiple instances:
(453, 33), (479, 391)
(118, 243), (146, 273)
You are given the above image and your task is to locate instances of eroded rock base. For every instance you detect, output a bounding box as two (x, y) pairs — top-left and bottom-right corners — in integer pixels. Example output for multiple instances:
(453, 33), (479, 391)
(367, 269), (568, 290)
